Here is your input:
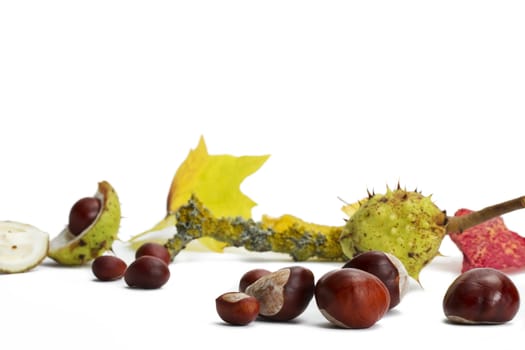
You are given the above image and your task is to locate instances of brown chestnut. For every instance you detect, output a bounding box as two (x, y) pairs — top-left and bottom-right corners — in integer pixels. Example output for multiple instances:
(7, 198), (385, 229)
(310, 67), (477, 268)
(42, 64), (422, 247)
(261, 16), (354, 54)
(135, 242), (171, 265)
(245, 266), (314, 321)
(443, 267), (520, 324)
(91, 255), (127, 281)
(68, 197), (101, 236)
(216, 292), (260, 326)
(315, 268), (390, 329)
(239, 268), (271, 292)
(124, 256), (170, 289)
(343, 251), (409, 309)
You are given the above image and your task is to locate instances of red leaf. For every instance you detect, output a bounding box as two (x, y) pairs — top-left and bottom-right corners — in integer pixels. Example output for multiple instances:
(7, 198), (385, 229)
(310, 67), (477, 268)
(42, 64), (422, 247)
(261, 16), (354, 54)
(449, 209), (525, 272)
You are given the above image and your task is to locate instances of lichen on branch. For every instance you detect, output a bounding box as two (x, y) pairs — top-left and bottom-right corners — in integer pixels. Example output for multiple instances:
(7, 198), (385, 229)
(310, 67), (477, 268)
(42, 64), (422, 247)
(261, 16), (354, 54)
(165, 195), (346, 261)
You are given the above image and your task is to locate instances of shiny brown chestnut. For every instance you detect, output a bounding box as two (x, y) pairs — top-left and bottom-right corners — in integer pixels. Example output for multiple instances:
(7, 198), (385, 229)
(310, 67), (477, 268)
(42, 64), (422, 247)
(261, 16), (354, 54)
(239, 268), (271, 292)
(68, 197), (101, 236)
(443, 267), (520, 324)
(135, 242), (171, 265)
(124, 256), (170, 289)
(216, 292), (260, 326)
(91, 255), (127, 281)
(315, 268), (390, 329)
(343, 251), (409, 309)
(245, 266), (314, 321)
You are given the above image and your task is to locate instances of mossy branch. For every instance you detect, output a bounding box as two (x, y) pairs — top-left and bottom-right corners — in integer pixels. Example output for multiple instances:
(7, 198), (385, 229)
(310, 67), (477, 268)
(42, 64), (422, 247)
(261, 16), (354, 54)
(446, 196), (525, 234)
(165, 195), (346, 261)
(164, 194), (525, 264)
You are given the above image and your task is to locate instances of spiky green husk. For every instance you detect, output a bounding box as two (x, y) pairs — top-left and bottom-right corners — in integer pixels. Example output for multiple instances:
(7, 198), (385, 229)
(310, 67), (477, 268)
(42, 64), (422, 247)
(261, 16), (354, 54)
(48, 181), (121, 265)
(340, 188), (447, 280)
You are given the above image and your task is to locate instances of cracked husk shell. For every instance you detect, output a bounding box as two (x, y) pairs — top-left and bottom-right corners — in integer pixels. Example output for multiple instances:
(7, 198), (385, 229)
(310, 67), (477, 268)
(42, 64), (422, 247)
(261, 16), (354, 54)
(340, 188), (447, 280)
(0, 221), (49, 273)
(48, 181), (121, 265)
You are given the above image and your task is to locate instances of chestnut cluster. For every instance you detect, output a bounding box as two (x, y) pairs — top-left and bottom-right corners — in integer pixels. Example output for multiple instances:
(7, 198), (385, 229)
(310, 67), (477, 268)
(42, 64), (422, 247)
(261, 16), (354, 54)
(91, 242), (171, 289)
(318, 251), (409, 328)
(217, 251), (524, 329)
(215, 251), (409, 328)
(216, 266), (315, 326)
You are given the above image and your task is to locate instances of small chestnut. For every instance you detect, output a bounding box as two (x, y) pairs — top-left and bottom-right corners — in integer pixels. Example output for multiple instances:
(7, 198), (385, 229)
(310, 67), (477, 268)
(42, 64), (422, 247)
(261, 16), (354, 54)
(239, 268), (271, 292)
(91, 255), (127, 281)
(135, 242), (171, 265)
(315, 268), (390, 329)
(124, 256), (170, 289)
(68, 197), (101, 236)
(343, 251), (409, 309)
(245, 266), (315, 321)
(443, 267), (520, 324)
(216, 292), (260, 326)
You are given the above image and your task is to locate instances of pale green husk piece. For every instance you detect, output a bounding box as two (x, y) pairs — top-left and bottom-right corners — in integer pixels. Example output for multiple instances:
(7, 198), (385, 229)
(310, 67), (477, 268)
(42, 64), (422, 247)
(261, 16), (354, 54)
(48, 181), (121, 265)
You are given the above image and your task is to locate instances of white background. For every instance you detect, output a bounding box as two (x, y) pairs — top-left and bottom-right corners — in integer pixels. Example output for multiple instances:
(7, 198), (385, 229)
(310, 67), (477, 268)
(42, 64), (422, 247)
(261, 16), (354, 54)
(1, 1), (525, 349)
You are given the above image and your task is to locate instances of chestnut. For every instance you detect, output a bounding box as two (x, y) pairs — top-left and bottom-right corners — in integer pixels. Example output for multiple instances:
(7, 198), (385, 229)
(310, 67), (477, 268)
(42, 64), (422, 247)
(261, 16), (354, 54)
(443, 267), (520, 324)
(215, 292), (260, 326)
(343, 251), (409, 309)
(124, 256), (170, 289)
(245, 266), (314, 321)
(68, 197), (101, 236)
(315, 268), (390, 329)
(135, 242), (171, 265)
(91, 255), (127, 281)
(239, 268), (271, 292)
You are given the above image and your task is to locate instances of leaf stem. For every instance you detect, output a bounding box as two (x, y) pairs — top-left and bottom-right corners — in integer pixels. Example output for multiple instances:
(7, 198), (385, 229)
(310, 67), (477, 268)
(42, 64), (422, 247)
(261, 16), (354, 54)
(446, 196), (525, 234)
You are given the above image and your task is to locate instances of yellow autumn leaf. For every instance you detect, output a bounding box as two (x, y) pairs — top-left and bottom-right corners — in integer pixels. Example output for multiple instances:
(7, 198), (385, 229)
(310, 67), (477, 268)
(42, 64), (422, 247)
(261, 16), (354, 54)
(341, 197), (368, 218)
(129, 136), (269, 251)
(261, 214), (339, 234)
(167, 136), (269, 218)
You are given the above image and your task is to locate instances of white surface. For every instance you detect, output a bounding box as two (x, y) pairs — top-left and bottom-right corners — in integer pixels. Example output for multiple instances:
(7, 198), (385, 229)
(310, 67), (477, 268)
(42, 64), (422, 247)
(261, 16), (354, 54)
(1, 1), (525, 349)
